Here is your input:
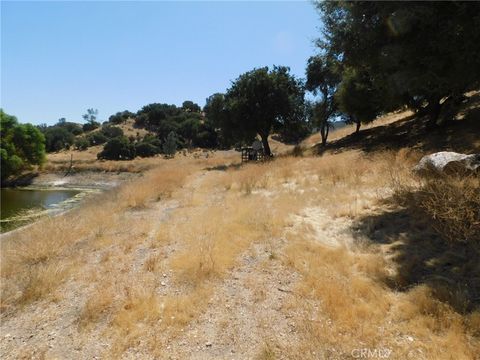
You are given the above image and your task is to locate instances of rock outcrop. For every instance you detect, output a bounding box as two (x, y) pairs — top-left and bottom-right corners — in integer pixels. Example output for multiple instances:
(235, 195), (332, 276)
(414, 152), (480, 175)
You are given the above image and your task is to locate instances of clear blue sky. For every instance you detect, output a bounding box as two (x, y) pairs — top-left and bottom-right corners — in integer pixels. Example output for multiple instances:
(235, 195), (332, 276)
(1, 1), (321, 125)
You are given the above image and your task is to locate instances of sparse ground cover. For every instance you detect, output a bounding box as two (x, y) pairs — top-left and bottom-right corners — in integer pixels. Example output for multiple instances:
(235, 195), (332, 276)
(1, 104), (479, 359)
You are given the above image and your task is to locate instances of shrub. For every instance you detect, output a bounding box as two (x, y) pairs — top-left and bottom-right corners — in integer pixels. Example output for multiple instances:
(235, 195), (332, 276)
(97, 136), (135, 160)
(74, 137), (89, 151)
(83, 121), (100, 132)
(43, 127), (75, 152)
(418, 176), (480, 248)
(109, 111), (134, 124)
(87, 132), (108, 146)
(101, 125), (124, 139)
(135, 142), (161, 158)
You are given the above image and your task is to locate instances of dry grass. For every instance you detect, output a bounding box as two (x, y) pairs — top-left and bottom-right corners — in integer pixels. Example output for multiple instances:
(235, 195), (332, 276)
(417, 175), (479, 246)
(301, 109), (415, 149)
(0, 159), (196, 312)
(78, 284), (114, 329)
(2, 107), (479, 359)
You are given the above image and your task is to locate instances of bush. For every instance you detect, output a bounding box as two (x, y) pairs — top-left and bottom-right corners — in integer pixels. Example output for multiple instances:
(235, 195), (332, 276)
(109, 110), (134, 124)
(43, 127), (75, 152)
(97, 136), (135, 160)
(57, 121), (83, 135)
(135, 142), (161, 157)
(74, 137), (89, 151)
(101, 125), (124, 139)
(83, 121), (100, 132)
(87, 132), (108, 146)
(418, 176), (480, 248)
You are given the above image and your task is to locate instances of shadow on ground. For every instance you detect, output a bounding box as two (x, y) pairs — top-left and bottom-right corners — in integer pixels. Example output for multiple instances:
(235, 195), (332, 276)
(353, 191), (480, 314)
(316, 93), (480, 156)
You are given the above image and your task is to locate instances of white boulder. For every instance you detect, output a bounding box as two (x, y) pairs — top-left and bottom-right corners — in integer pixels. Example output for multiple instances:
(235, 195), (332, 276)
(414, 151), (480, 175)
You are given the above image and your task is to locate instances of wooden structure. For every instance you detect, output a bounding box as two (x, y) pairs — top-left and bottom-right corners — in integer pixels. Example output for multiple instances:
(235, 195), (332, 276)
(241, 147), (265, 163)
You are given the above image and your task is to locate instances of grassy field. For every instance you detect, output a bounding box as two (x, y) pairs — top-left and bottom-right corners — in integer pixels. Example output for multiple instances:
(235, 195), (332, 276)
(1, 99), (479, 359)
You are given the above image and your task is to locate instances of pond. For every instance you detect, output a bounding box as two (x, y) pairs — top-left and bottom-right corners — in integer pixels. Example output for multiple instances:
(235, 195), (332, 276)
(0, 188), (83, 233)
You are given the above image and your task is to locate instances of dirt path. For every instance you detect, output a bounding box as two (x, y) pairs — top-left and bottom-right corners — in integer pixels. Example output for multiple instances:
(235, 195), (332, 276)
(163, 241), (300, 360)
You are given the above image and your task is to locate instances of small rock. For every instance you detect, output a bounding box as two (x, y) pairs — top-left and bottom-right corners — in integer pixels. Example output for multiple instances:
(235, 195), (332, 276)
(205, 342), (212, 347)
(161, 281), (166, 286)
(163, 273), (167, 278)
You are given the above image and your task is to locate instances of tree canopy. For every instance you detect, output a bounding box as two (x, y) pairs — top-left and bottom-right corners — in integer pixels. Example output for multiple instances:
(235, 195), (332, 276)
(220, 66), (306, 156)
(1, 110), (46, 181)
(306, 54), (342, 144)
(134, 102), (217, 150)
(315, 1), (480, 125)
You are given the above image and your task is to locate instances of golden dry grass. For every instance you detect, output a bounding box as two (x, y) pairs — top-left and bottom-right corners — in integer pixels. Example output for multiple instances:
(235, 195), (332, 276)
(0, 158), (198, 312)
(2, 108), (479, 359)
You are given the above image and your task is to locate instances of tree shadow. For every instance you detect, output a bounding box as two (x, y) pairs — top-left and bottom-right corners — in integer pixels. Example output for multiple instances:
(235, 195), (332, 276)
(352, 192), (480, 314)
(204, 163), (243, 172)
(315, 93), (480, 156)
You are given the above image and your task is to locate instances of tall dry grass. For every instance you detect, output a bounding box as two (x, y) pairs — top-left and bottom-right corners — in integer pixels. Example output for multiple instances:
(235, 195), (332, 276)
(2, 127), (479, 359)
(0, 160), (195, 312)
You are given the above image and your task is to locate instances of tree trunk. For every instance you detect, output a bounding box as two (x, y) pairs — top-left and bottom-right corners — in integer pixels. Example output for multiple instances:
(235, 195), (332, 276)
(260, 134), (272, 157)
(355, 119), (361, 134)
(320, 121), (328, 147)
(426, 97), (442, 128)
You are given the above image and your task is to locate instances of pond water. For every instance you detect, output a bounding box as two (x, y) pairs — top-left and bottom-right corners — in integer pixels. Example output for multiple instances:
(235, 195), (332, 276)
(0, 188), (82, 233)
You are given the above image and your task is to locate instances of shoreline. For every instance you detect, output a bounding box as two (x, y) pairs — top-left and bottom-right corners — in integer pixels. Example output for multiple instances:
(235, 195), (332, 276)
(2, 170), (141, 190)
(0, 170), (140, 237)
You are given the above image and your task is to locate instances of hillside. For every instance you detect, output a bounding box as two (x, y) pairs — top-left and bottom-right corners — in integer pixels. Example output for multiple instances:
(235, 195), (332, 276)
(1, 97), (479, 359)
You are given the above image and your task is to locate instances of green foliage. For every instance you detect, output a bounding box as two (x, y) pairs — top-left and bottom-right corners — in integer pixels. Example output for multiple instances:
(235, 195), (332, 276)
(222, 66), (306, 155)
(134, 102), (217, 150)
(100, 125), (124, 139)
(181, 100), (201, 113)
(1, 109), (46, 181)
(82, 121), (100, 132)
(316, 1), (480, 124)
(83, 108), (98, 123)
(134, 135), (162, 157)
(87, 132), (108, 146)
(335, 67), (383, 131)
(135, 142), (160, 157)
(42, 126), (75, 152)
(135, 103), (181, 130)
(162, 131), (178, 157)
(97, 136), (135, 160)
(55, 119), (83, 135)
(204, 93), (236, 149)
(109, 110), (134, 124)
(74, 137), (89, 151)
(85, 124), (124, 147)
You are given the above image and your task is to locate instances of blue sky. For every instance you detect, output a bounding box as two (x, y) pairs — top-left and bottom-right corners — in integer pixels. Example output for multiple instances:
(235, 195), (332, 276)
(1, 1), (321, 125)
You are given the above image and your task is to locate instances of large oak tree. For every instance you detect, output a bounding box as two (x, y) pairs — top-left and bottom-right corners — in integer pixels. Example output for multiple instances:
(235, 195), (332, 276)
(223, 66), (305, 156)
